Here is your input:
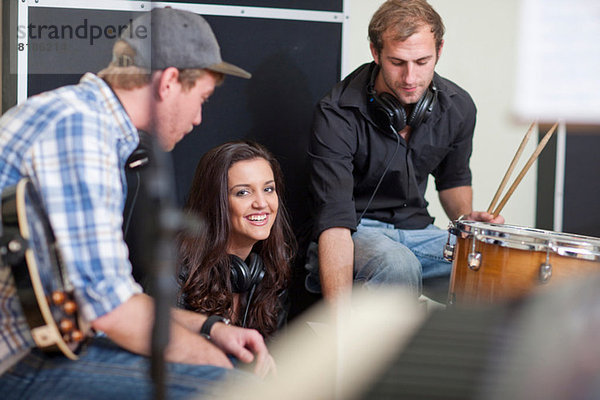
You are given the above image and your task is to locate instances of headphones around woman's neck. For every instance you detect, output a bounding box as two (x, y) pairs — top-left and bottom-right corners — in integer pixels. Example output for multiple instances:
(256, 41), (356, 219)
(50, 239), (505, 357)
(229, 253), (265, 293)
(366, 63), (438, 134)
(229, 253), (265, 327)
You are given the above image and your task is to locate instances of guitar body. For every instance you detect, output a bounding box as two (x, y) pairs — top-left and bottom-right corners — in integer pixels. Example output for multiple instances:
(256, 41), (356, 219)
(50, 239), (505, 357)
(1, 178), (89, 359)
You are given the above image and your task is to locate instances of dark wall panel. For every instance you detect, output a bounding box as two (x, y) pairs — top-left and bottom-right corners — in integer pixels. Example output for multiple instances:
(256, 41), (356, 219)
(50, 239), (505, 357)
(562, 132), (600, 237)
(25, 6), (342, 234)
(536, 127), (600, 238)
(26, 8), (142, 78)
(172, 14), (341, 230)
(535, 130), (557, 231)
(165, 0), (343, 12)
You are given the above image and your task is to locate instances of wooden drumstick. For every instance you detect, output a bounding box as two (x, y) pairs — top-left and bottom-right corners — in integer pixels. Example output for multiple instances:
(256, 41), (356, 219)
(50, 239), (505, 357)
(487, 121), (536, 213)
(492, 122), (558, 218)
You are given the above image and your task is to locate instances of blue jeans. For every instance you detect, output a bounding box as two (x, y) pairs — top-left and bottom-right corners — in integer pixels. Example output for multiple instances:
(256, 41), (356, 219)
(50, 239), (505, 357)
(305, 219), (453, 300)
(0, 337), (252, 399)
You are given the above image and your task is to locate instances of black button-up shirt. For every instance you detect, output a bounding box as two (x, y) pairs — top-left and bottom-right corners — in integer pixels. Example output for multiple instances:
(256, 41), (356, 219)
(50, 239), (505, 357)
(308, 62), (476, 239)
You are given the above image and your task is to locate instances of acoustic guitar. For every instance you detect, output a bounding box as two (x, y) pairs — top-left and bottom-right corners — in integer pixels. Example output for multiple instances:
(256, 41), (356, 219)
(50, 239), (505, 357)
(1, 178), (90, 359)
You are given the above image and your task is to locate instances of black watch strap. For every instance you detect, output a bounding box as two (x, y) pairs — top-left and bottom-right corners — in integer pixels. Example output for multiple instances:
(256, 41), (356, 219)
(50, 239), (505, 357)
(200, 315), (231, 340)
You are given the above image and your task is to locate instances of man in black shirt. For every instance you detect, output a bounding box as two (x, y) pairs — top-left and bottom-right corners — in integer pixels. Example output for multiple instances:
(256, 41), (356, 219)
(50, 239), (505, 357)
(305, 0), (504, 303)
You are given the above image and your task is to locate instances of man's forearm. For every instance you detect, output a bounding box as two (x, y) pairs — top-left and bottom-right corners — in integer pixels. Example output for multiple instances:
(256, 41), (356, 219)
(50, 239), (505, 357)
(91, 293), (232, 367)
(439, 185), (506, 224)
(171, 307), (208, 332)
(438, 185), (473, 220)
(318, 228), (354, 302)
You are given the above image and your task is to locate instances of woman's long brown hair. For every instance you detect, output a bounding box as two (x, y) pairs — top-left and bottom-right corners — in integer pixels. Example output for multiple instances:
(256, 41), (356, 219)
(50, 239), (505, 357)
(177, 140), (296, 337)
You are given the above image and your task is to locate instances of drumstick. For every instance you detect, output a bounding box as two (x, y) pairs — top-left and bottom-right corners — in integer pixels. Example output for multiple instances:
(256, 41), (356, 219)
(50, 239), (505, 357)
(486, 121), (536, 213)
(492, 122), (558, 218)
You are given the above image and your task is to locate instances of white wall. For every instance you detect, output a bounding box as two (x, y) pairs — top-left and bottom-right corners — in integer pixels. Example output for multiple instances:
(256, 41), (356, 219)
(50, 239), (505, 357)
(346, 0), (537, 229)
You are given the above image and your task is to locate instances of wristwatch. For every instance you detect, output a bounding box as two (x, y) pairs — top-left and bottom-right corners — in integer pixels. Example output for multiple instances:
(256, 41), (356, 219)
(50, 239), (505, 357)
(200, 315), (231, 340)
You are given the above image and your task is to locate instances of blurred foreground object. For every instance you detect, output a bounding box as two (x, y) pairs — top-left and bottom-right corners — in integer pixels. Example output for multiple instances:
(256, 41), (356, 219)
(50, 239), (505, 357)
(209, 288), (426, 400)
(207, 269), (600, 399)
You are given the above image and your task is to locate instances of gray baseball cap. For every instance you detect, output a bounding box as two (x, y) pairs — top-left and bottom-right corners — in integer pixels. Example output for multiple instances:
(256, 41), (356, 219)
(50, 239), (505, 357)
(118, 7), (251, 79)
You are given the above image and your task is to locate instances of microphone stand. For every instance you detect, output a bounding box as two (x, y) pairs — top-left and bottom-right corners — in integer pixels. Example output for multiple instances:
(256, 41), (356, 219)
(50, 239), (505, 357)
(131, 131), (182, 400)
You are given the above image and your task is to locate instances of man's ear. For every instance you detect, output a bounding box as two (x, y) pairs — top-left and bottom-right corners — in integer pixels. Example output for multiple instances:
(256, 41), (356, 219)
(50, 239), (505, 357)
(436, 39), (445, 63)
(369, 42), (380, 65)
(155, 67), (180, 100)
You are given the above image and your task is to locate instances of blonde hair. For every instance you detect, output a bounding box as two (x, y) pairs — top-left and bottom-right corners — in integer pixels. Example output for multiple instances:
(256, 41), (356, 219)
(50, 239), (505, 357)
(98, 40), (224, 90)
(369, 0), (445, 55)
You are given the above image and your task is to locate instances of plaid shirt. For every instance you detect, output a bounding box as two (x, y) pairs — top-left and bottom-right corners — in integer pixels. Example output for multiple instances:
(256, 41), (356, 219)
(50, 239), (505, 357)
(0, 73), (142, 372)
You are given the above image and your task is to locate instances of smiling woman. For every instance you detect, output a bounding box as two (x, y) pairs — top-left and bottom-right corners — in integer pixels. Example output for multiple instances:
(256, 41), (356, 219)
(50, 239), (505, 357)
(227, 157), (279, 255)
(177, 140), (296, 338)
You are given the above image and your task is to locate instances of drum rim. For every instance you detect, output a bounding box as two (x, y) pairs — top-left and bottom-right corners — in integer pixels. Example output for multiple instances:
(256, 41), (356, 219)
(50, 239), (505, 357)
(451, 220), (600, 261)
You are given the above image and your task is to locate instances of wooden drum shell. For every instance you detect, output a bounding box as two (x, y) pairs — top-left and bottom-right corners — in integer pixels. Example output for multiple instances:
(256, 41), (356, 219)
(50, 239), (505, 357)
(447, 222), (600, 305)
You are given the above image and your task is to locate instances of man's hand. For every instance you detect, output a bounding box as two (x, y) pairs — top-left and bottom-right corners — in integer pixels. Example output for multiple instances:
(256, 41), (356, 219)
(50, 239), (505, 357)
(210, 323), (276, 378)
(463, 211), (505, 224)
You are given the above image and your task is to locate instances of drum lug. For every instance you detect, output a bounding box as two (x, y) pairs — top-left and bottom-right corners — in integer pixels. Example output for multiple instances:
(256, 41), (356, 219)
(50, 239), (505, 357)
(443, 227), (455, 261)
(539, 262), (552, 283)
(468, 252), (482, 270)
(448, 292), (456, 305)
(443, 243), (455, 261)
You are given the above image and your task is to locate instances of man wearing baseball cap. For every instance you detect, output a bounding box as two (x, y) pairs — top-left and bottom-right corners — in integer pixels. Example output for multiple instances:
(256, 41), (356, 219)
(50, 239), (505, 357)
(0, 7), (269, 399)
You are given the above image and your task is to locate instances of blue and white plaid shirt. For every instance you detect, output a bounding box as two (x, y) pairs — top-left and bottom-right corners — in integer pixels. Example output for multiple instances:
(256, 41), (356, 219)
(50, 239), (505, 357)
(0, 73), (142, 372)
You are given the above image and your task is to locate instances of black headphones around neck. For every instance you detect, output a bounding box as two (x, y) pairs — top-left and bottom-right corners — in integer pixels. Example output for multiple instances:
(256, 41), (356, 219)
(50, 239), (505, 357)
(126, 130), (151, 170)
(229, 253), (265, 328)
(123, 130), (151, 239)
(366, 64), (438, 134)
(229, 253), (265, 294)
